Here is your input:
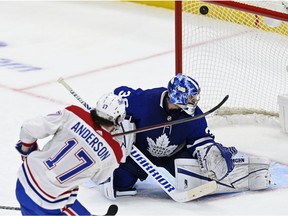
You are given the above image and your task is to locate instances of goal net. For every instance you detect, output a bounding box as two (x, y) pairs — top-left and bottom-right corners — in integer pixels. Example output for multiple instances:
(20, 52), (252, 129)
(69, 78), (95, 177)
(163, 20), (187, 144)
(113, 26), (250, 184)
(175, 1), (288, 117)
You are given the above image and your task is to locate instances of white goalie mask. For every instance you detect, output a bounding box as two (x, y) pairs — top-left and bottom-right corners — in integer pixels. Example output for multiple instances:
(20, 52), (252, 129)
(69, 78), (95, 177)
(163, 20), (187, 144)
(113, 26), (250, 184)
(95, 92), (126, 126)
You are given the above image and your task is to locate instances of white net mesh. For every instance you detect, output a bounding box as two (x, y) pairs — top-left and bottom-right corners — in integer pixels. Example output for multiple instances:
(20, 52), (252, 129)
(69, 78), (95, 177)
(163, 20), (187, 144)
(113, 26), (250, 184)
(180, 1), (288, 116)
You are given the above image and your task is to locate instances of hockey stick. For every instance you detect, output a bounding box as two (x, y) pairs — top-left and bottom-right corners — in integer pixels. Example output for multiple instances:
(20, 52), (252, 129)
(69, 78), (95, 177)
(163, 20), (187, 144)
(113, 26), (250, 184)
(0, 204), (118, 216)
(113, 95), (228, 136)
(0, 205), (20, 211)
(129, 146), (217, 202)
(57, 77), (228, 137)
(93, 204), (118, 216)
(58, 77), (218, 202)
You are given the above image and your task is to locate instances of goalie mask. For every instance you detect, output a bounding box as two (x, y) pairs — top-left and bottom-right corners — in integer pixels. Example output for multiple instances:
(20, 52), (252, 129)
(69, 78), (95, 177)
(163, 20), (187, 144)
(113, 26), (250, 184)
(95, 92), (126, 126)
(167, 74), (200, 116)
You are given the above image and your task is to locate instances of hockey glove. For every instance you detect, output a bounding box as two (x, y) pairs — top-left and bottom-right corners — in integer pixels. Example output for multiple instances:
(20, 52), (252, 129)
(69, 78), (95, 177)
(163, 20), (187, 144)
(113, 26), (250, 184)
(196, 143), (237, 180)
(15, 140), (39, 161)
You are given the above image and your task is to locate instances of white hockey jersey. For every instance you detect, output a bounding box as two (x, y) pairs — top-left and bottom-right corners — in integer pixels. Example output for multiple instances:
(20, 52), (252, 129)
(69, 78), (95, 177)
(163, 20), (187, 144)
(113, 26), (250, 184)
(17, 105), (123, 209)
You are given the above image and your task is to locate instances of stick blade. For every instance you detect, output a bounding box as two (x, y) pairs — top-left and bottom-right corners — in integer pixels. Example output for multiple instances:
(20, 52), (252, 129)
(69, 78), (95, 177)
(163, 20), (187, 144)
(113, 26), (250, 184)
(186, 180), (217, 201)
(106, 204), (118, 216)
(173, 180), (217, 202)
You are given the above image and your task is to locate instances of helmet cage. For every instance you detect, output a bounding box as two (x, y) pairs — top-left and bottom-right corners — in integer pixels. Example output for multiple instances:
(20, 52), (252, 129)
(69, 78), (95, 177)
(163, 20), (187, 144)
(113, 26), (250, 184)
(176, 92), (200, 115)
(96, 109), (125, 126)
(168, 74), (201, 116)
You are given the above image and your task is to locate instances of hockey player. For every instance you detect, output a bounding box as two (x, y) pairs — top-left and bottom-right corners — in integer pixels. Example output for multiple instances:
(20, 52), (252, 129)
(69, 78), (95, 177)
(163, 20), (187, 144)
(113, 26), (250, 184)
(15, 93), (127, 215)
(102, 74), (271, 200)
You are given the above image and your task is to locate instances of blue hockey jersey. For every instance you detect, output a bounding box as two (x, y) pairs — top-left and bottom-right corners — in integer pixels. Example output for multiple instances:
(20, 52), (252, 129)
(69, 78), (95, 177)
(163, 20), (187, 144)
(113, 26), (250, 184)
(114, 86), (216, 159)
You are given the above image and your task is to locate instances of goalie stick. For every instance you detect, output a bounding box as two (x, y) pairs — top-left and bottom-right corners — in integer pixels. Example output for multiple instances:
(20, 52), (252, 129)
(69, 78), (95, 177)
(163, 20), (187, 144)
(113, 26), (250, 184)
(57, 77), (229, 137)
(57, 77), (218, 202)
(0, 204), (118, 216)
(113, 95), (228, 136)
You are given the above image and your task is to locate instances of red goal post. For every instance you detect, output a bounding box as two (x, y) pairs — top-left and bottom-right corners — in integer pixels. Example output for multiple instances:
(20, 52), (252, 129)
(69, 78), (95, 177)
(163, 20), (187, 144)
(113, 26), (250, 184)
(175, 0), (288, 116)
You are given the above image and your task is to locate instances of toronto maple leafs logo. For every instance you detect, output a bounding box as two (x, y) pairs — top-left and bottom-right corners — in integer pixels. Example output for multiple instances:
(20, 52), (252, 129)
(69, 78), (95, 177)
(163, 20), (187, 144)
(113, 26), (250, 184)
(147, 134), (178, 157)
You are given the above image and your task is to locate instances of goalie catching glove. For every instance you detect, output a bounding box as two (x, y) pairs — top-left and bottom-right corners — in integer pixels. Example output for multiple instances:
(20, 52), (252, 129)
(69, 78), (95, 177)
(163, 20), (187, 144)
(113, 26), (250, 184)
(195, 142), (237, 180)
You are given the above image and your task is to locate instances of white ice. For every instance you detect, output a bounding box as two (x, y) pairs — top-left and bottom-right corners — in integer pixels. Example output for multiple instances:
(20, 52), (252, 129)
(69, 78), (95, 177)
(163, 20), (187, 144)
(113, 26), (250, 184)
(0, 1), (287, 216)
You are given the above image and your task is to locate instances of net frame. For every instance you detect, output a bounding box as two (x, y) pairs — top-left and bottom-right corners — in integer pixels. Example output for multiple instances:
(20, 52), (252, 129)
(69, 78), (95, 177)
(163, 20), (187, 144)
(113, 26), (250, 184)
(175, 0), (288, 116)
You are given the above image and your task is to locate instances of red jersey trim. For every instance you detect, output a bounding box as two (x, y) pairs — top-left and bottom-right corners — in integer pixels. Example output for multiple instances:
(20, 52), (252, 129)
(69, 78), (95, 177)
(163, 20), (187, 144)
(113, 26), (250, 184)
(65, 105), (123, 163)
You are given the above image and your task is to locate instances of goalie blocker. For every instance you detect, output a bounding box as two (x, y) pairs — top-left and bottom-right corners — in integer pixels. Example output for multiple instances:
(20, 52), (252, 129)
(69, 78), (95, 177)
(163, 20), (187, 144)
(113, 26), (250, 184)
(175, 156), (271, 194)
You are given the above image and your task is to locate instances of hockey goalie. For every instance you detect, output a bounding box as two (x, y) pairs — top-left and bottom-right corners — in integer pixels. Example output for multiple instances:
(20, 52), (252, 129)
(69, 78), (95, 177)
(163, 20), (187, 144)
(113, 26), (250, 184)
(102, 74), (271, 200)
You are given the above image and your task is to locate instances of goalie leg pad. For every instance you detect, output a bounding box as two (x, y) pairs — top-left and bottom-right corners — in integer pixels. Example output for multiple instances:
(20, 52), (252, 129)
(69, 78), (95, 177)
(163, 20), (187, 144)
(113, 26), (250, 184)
(246, 157), (271, 190)
(101, 177), (116, 201)
(101, 166), (139, 200)
(101, 176), (137, 200)
(175, 156), (271, 194)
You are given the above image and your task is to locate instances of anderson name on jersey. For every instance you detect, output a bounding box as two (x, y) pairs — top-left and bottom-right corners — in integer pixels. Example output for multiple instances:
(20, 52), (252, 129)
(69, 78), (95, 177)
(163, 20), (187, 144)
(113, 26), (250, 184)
(17, 105), (123, 209)
(70, 121), (111, 161)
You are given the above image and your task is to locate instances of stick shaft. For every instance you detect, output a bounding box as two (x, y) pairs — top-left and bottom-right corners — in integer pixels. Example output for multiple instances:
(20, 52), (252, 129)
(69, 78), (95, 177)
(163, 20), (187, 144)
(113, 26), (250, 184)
(57, 77), (92, 111)
(58, 77), (228, 137)
(0, 205), (21, 211)
(113, 95), (228, 136)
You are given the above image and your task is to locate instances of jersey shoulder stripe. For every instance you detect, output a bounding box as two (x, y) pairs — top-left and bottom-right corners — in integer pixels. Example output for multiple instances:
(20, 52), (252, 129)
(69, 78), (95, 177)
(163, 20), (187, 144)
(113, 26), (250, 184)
(65, 105), (123, 163)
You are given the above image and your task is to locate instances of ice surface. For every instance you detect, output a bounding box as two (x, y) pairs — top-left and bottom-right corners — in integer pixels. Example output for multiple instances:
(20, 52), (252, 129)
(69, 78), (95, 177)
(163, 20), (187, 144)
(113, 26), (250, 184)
(0, 1), (287, 215)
